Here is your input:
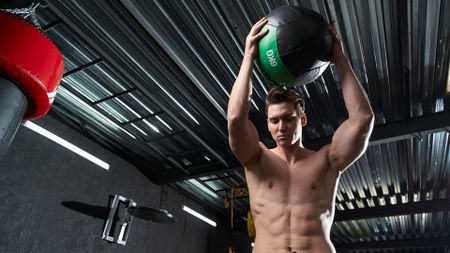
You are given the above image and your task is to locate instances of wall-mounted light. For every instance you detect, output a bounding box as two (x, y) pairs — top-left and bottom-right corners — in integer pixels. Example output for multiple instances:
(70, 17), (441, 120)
(446, 65), (450, 93)
(23, 121), (110, 170)
(182, 205), (216, 227)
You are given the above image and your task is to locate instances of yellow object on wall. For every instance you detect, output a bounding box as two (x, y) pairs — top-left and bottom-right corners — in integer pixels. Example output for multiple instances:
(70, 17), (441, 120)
(247, 210), (256, 238)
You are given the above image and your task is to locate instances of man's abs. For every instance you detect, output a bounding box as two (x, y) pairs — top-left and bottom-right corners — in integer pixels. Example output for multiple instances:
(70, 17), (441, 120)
(251, 201), (335, 253)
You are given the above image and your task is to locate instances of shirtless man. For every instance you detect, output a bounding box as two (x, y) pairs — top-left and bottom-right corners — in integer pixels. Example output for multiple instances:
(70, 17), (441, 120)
(227, 17), (374, 253)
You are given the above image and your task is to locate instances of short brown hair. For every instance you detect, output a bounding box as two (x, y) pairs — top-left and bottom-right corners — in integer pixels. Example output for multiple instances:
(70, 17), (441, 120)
(265, 87), (305, 116)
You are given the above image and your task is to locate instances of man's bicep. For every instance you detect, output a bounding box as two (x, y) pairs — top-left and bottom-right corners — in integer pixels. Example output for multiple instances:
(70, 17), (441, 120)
(228, 120), (261, 166)
(329, 119), (371, 171)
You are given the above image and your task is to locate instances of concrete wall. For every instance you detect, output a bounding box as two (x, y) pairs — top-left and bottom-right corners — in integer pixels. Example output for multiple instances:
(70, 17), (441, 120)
(0, 115), (213, 253)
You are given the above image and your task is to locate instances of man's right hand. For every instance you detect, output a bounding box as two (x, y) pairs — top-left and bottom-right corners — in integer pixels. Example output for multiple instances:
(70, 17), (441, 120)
(244, 17), (269, 60)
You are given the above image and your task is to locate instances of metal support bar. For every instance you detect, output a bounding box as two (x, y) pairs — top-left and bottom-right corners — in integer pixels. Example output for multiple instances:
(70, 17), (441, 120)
(406, 139), (416, 233)
(305, 111), (450, 150)
(146, 130), (185, 143)
(63, 58), (103, 77)
(42, 19), (62, 31)
(156, 111), (450, 182)
(120, 111), (164, 126)
(334, 198), (450, 221)
(335, 237), (450, 251)
(92, 87), (136, 105)
(201, 175), (235, 183)
(154, 156), (242, 184)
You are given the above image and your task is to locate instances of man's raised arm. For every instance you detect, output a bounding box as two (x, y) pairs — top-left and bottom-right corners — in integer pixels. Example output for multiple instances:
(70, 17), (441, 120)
(328, 26), (375, 172)
(227, 18), (268, 166)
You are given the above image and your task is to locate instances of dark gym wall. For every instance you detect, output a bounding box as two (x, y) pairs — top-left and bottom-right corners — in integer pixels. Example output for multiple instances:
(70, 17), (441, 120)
(0, 115), (214, 253)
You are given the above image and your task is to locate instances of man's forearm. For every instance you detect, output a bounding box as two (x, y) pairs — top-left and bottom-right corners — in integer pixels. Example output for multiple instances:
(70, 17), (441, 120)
(227, 55), (254, 121)
(335, 56), (373, 122)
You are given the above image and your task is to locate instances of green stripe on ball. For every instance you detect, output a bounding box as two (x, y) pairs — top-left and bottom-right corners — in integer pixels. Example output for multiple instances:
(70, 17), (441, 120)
(258, 24), (294, 85)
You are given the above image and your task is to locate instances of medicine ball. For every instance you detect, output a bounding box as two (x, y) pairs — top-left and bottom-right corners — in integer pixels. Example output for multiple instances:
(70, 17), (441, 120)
(258, 6), (333, 86)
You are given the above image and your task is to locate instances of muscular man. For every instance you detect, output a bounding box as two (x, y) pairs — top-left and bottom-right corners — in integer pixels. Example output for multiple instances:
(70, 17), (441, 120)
(227, 17), (374, 253)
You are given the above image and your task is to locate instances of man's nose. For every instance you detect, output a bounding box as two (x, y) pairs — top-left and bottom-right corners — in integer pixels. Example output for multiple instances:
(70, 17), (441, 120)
(279, 121), (287, 131)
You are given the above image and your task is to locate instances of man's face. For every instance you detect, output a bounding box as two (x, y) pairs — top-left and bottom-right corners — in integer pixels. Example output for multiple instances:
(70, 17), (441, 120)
(267, 102), (306, 147)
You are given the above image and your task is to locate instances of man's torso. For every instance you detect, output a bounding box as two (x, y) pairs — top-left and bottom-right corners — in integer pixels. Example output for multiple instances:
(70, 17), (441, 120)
(245, 144), (340, 253)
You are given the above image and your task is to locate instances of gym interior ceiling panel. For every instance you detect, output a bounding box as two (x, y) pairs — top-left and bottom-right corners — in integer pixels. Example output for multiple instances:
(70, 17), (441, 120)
(1, 0), (450, 252)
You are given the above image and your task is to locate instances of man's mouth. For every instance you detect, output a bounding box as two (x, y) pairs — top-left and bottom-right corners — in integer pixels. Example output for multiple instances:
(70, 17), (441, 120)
(277, 135), (288, 140)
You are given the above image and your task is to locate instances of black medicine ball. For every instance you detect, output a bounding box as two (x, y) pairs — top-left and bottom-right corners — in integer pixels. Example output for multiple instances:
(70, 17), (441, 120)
(258, 6), (333, 86)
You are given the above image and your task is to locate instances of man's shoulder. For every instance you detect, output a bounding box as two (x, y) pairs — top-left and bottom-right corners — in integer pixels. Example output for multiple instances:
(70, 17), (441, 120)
(314, 144), (332, 156)
(245, 142), (281, 167)
(298, 145), (332, 165)
(311, 144), (342, 174)
(297, 145), (329, 156)
(241, 142), (269, 168)
(258, 141), (274, 155)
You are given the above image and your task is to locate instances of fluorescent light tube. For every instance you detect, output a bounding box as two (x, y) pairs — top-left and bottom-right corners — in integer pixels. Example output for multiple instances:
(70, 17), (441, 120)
(182, 205), (216, 227)
(447, 65), (450, 92)
(23, 121), (110, 170)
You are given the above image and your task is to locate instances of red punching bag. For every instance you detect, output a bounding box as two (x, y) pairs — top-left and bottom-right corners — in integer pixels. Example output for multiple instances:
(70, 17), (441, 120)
(0, 9), (64, 160)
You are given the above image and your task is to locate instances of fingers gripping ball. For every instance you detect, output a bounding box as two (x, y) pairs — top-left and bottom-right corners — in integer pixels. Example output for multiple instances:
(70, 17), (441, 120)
(0, 11), (64, 119)
(258, 6), (333, 86)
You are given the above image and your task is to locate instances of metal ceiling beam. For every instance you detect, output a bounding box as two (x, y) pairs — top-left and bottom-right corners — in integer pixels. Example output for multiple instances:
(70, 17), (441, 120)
(334, 237), (450, 251)
(305, 110), (450, 150)
(120, 111), (164, 126)
(154, 156), (242, 184)
(92, 87), (136, 105)
(63, 58), (103, 77)
(201, 175), (235, 183)
(145, 130), (185, 143)
(406, 139), (416, 233)
(156, 111), (450, 183)
(334, 199), (450, 221)
(42, 19), (61, 31)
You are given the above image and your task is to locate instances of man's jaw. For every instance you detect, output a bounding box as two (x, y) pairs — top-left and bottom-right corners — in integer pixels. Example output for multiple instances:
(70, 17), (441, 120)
(276, 135), (293, 147)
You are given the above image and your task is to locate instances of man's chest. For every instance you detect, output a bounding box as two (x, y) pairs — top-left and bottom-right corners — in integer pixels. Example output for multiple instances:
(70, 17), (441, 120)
(255, 153), (335, 202)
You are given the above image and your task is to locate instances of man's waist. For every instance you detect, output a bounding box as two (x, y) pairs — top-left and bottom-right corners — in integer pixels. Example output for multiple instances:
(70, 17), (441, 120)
(253, 235), (334, 253)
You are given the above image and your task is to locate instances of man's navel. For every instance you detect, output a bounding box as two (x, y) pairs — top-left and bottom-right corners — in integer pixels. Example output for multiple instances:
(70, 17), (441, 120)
(287, 246), (298, 253)
(268, 181), (274, 189)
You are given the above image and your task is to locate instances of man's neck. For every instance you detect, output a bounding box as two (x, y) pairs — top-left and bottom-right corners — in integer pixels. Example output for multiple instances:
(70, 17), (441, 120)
(274, 141), (304, 165)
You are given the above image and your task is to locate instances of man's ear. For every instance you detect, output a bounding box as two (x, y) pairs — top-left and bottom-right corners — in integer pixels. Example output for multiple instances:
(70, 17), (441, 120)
(300, 114), (307, 127)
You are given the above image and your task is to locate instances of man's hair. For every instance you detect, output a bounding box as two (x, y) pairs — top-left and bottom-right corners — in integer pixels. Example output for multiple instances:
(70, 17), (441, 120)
(265, 87), (305, 116)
